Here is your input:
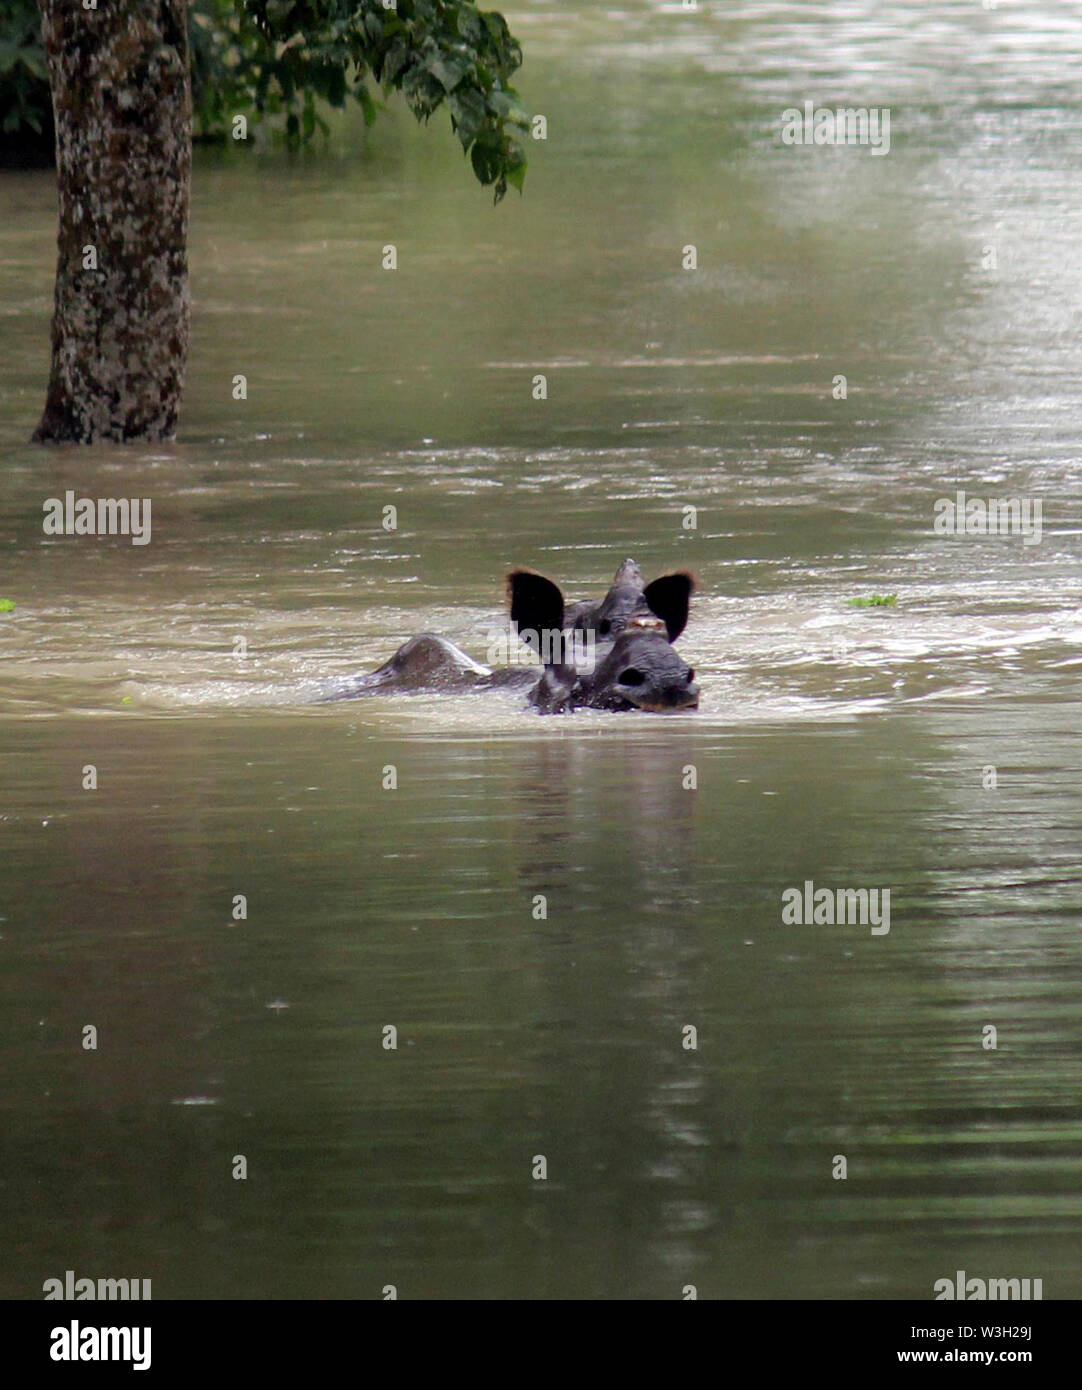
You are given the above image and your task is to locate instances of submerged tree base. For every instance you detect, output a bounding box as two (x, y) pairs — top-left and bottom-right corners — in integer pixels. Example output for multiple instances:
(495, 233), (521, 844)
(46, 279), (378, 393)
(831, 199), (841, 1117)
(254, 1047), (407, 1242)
(32, 392), (182, 446)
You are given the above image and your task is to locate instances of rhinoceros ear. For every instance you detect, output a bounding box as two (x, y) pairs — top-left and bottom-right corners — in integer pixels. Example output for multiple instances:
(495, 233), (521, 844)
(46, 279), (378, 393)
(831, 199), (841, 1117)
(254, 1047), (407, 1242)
(643, 572), (695, 642)
(507, 570), (565, 657)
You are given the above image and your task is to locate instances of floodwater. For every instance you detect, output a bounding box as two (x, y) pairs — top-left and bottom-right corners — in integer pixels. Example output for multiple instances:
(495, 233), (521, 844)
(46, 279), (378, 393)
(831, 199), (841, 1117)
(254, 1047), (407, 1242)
(1, 0), (1081, 1299)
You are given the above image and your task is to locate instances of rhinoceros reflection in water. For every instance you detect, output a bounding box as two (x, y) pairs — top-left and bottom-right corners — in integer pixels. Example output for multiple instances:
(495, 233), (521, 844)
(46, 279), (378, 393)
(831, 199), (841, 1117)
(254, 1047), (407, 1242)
(328, 558), (699, 713)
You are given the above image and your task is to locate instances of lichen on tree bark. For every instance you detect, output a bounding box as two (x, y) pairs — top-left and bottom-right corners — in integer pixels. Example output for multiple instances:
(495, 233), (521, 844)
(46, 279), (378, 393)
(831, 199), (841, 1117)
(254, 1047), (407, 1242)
(34, 0), (191, 444)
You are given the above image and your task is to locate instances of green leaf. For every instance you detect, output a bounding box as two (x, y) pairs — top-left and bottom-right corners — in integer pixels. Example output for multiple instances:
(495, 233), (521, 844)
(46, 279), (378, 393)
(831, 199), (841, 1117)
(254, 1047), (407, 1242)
(325, 61), (347, 107)
(357, 83), (377, 128)
(470, 135), (502, 185)
(427, 53), (469, 94)
(482, 12), (511, 51)
(381, 36), (410, 85)
(489, 89), (527, 124)
(505, 152), (527, 192)
(448, 86), (486, 149)
(17, 50), (47, 81)
(847, 594), (897, 608)
(456, 8), (482, 45)
(0, 598), (15, 612)
(402, 64), (443, 119)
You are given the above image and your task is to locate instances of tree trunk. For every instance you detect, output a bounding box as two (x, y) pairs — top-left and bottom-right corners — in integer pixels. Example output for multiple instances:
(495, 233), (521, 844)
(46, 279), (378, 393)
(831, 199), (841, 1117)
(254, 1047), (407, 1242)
(34, 1), (191, 444)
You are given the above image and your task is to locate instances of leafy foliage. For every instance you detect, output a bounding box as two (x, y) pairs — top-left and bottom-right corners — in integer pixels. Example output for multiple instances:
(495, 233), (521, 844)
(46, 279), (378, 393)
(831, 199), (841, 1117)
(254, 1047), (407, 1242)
(0, 0), (51, 151)
(847, 594), (897, 608)
(232, 1), (528, 198)
(3, 0), (527, 197)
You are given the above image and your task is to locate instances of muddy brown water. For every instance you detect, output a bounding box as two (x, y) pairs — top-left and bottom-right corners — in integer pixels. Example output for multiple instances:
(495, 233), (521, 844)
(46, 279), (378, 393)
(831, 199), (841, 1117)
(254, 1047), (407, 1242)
(1, 1), (1080, 1298)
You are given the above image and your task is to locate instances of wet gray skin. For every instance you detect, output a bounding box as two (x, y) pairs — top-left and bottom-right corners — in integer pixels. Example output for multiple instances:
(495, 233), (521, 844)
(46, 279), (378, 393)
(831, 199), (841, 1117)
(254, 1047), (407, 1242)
(530, 630), (700, 713)
(590, 633), (699, 711)
(324, 560), (699, 712)
(326, 633), (536, 698)
(509, 568), (699, 712)
(562, 558), (695, 642)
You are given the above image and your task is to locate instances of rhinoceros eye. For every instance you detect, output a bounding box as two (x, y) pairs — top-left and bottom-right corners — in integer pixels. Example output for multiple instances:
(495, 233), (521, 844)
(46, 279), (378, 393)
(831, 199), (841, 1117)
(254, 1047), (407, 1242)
(599, 619), (611, 636)
(620, 668), (645, 686)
